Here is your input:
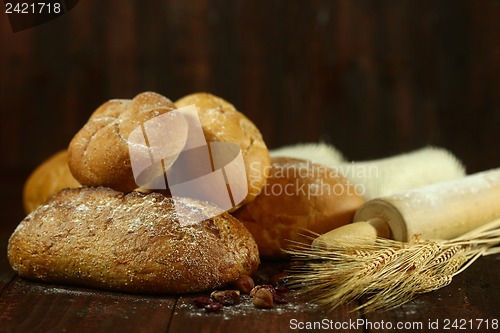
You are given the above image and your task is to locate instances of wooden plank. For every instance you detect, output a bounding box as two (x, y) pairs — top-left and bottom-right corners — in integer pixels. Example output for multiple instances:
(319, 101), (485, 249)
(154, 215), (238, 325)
(0, 181), (26, 292)
(0, 278), (176, 333)
(169, 293), (363, 333)
(0, 227), (16, 291)
(459, 254), (500, 318)
(362, 255), (500, 332)
(1, 0), (499, 174)
(169, 261), (363, 333)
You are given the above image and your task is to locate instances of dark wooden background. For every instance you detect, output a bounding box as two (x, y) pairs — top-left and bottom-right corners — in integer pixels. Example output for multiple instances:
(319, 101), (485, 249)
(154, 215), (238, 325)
(1, 0), (499, 198)
(0, 0), (500, 228)
(0, 2), (499, 331)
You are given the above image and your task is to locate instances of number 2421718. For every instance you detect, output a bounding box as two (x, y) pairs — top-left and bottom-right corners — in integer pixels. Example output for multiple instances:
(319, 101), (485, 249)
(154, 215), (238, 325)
(5, 2), (62, 14)
(443, 318), (498, 330)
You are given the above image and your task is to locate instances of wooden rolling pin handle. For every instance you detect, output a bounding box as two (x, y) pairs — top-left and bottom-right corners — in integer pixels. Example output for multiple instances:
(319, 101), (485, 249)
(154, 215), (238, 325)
(367, 217), (391, 239)
(311, 218), (391, 249)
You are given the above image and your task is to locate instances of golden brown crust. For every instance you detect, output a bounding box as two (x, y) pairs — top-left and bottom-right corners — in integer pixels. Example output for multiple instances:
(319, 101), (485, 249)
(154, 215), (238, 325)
(67, 92), (180, 193)
(175, 92), (270, 208)
(8, 187), (260, 294)
(23, 150), (81, 214)
(233, 157), (365, 257)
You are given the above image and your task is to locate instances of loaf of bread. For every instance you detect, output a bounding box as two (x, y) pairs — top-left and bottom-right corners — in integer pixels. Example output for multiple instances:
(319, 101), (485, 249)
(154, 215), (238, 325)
(23, 150), (80, 214)
(233, 157), (364, 257)
(175, 92), (271, 207)
(68, 92), (185, 193)
(8, 187), (260, 293)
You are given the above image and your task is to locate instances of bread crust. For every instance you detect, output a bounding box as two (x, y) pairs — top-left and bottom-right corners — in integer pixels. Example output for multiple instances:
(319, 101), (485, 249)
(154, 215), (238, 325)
(67, 92), (180, 193)
(175, 92), (270, 208)
(233, 157), (364, 257)
(8, 187), (260, 293)
(23, 150), (80, 214)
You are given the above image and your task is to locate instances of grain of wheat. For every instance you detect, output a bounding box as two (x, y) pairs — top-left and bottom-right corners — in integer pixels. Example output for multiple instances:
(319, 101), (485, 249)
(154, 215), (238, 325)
(358, 248), (398, 275)
(429, 245), (462, 266)
(439, 252), (468, 276)
(416, 273), (453, 293)
(405, 241), (442, 270)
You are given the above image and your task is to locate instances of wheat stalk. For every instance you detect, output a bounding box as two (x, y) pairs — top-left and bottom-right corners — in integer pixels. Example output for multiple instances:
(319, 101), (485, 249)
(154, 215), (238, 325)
(283, 218), (500, 313)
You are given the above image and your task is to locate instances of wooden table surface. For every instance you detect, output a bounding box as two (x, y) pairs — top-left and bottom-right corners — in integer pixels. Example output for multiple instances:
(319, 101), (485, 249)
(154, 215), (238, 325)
(0, 175), (499, 333)
(1, 1), (498, 331)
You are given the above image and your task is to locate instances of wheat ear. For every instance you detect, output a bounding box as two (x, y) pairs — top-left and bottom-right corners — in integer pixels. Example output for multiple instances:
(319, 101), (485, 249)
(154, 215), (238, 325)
(284, 217), (500, 312)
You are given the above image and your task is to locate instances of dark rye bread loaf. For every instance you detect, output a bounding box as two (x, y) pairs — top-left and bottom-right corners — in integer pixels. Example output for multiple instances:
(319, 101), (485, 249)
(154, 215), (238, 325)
(8, 187), (260, 294)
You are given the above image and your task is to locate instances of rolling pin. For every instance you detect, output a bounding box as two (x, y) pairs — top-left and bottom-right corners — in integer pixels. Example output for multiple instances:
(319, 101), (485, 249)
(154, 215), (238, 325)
(313, 168), (500, 248)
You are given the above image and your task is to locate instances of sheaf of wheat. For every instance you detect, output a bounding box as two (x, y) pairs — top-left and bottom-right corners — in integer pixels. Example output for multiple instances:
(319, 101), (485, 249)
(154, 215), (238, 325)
(283, 217), (500, 313)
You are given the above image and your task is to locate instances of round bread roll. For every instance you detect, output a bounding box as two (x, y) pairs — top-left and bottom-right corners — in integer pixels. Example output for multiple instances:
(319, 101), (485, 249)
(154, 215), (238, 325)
(175, 92), (270, 207)
(68, 92), (187, 193)
(23, 150), (81, 214)
(8, 187), (260, 294)
(233, 157), (365, 257)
